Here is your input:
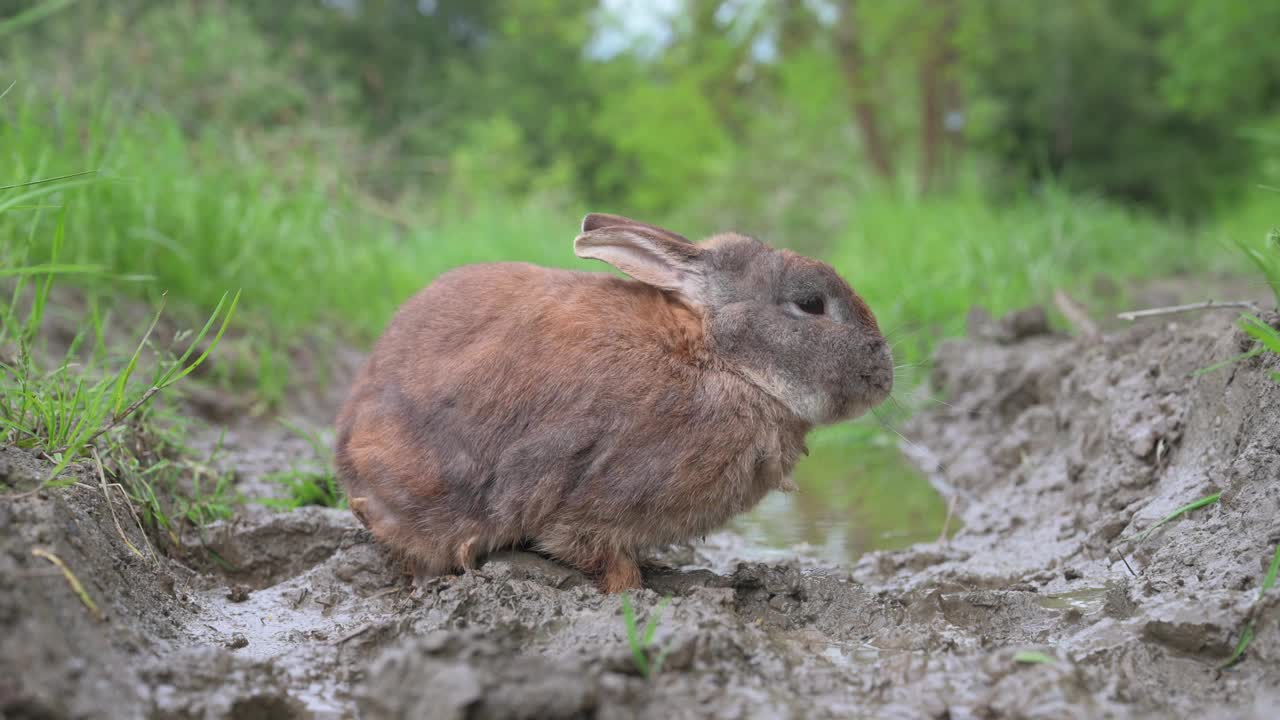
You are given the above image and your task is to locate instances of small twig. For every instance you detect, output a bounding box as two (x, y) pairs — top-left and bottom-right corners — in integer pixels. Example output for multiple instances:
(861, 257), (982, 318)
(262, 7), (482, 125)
(91, 447), (156, 564)
(368, 585), (405, 601)
(937, 492), (958, 544)
(31, 548), (102, 621)
(1116, 300), (1263, 322)
(1112, 549), (1137, 577)
(1053, 289), (1100, 340)
(334, 623), (373, 645)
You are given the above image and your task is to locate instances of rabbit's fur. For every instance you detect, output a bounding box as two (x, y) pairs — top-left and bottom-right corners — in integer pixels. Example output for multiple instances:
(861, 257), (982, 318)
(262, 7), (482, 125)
(335, 213), (892, 592)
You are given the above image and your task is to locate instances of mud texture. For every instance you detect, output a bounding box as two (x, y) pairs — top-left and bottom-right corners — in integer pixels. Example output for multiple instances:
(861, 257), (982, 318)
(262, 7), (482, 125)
(3, 306), (1280, 719)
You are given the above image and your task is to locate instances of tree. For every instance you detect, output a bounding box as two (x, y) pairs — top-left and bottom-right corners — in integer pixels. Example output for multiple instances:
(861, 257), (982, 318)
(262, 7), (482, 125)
(833, 0), (896, 181)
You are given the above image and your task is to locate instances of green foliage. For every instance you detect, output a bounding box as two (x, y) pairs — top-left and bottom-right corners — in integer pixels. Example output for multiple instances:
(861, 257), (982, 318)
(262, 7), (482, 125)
(0, 169), (238, 485)
(8, 0), (1279, 220)
(1235, 229), (1280, 307)
(1155, 0), (1280, 121)
(1240, 315), (1280, 385)
(261, 420), (346, 511)
(621, 592), (674, 680)
(958, 1), (1261, 214)
(108, 413), (243, 536)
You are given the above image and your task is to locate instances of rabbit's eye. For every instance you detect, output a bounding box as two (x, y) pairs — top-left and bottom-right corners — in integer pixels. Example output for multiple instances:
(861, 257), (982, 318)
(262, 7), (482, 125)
(796, 296), (826, 316)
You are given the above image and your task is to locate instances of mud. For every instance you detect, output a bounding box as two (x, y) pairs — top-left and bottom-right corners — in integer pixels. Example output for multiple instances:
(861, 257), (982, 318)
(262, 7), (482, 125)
(3, 304), (1280, 719)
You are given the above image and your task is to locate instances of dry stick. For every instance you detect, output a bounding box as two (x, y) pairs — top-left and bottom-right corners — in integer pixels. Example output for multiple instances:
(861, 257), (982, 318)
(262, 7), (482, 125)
(31, 548), (102, 621)
(937, 492), (958, 544)
(334, 623), (373, 645)
(92, 448), (144, 561)
(91, 447), (156, 564)
(1116, 300), (1263, 322)
(1053, 289), (1100, 340)
(1112, 548), (1138, 577)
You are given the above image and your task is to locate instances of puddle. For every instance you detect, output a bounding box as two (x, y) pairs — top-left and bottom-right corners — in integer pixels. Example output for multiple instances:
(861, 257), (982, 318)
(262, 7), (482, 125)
(1037, 587), (1109, 614)
(731, 439), (948, 565)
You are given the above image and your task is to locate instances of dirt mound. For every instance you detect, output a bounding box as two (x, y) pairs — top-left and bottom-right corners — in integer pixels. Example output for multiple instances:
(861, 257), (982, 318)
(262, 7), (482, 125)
(3, 306), (1279, 719)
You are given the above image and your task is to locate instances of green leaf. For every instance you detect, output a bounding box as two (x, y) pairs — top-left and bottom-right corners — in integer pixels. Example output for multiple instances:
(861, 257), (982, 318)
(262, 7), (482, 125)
(1013, 651), (1057, 665)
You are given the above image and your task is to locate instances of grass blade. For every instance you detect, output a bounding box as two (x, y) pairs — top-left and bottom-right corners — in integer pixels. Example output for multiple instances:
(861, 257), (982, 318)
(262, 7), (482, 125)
(621, 593), (650, 678)
(31, 547), (101, 620)
(1240, 314), (1280, 355)
(1127, 492), (1222, 545)
(1221, 543), (1280, 668)
(642, 595), (671, 646)
(0, 0), (81, 38)
(0, 263), (105, 277)
(156, 290), (241, 387)
(0, 168), (99, 192)
(112, 296), (166, 415)
(1193, 347), (1264, 377)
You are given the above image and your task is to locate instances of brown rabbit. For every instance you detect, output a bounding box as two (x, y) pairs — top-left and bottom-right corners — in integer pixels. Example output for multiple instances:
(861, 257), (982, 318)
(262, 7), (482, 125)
(334, 213), (893, 592)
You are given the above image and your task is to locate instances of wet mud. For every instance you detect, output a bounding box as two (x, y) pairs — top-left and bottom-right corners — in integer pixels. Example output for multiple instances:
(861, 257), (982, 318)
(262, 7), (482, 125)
(3, 305), (1280, 719)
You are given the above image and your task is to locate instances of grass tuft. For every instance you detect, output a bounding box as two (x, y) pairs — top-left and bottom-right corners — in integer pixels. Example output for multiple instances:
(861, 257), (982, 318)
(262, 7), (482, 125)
(1232, 229), (1280, 307)
(260, 419), (345, 510)
(621, 592), (674, 680)
(1221, 542), (1280, 669)
(1196, 313), (1280, 384)
(0, 168), (239, 489)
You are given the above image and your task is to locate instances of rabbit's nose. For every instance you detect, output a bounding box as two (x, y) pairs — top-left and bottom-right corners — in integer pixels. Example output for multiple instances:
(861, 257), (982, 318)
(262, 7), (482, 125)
(864, 338), (894, 394)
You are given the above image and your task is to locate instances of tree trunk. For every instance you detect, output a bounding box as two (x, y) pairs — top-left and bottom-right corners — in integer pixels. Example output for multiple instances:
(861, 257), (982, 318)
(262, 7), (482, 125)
(918, 0), (958, 193)
(834, 0), (895, 181)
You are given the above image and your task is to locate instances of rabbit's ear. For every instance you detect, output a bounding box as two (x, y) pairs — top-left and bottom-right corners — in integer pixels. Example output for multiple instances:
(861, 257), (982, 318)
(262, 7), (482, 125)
(580, 213), (692, 245)
(574, 222), (706, 305)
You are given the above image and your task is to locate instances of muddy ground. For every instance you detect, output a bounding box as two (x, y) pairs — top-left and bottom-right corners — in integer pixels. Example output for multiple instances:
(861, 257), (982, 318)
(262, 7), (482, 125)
(3, 302), (1280, 719)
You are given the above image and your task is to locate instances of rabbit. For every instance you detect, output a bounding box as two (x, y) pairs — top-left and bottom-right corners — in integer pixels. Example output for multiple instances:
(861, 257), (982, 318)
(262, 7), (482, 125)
(334, 213), (893, 593)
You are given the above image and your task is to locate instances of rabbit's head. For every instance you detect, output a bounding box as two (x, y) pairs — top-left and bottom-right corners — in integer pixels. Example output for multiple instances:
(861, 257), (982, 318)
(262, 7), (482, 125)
(576, 213), (893, 425)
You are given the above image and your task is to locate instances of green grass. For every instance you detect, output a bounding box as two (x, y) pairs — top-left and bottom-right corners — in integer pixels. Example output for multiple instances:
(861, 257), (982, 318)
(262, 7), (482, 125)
(818, 186), (1220, 370)
(1238, 313), (1280, 384)
(0, 167), (238, 486)
(260, 419), (346, 510)
(1233, 227), (1280, 307)
(621, 592), (674, 680)
(2, 93), (579, 406)
(1120, 492), (1223, 547)
(4, 90), (1248, 410)
(1, 162), (245, 542)
(1012, 650), (1058, 665)
(1222, 542), (1280, 669)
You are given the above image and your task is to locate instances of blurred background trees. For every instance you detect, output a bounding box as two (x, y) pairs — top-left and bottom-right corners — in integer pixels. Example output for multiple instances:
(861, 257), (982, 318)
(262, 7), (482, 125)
(6, 0), (1277, 234)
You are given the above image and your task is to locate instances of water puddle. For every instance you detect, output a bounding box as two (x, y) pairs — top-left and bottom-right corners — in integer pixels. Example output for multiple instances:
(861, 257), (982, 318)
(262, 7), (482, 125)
(731, 435), (949, 566)
(1036, 586), (1109, 615)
